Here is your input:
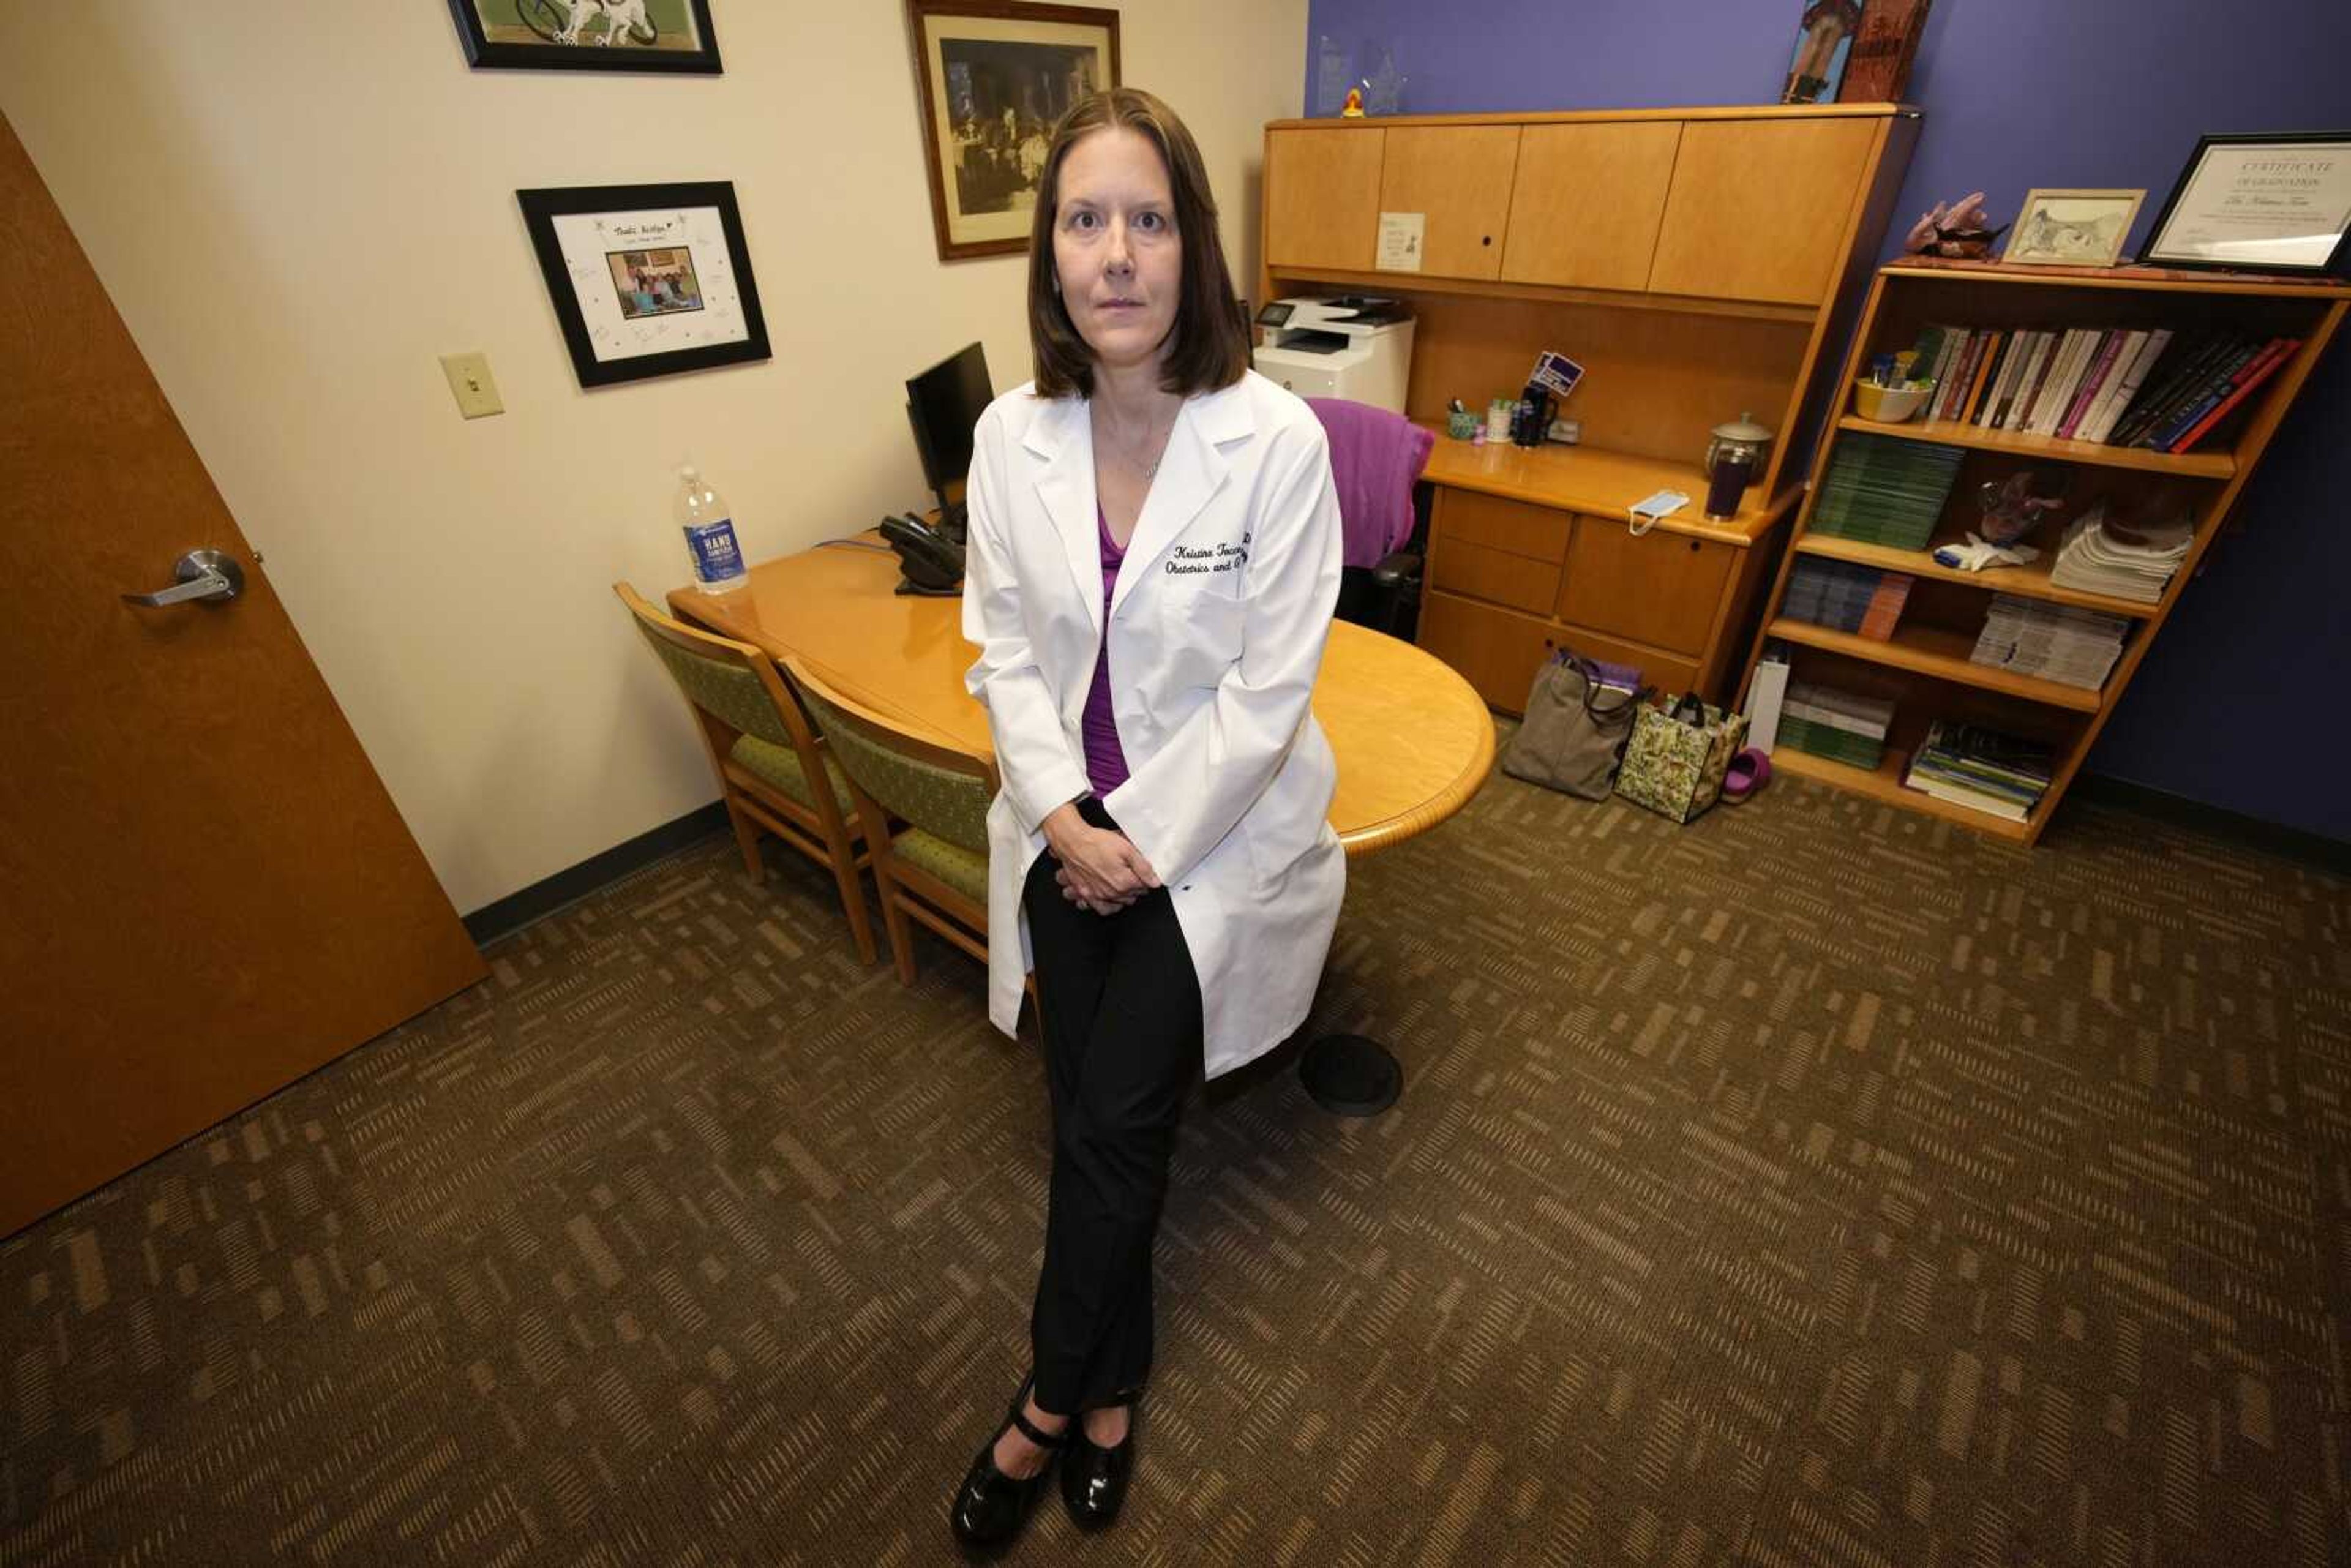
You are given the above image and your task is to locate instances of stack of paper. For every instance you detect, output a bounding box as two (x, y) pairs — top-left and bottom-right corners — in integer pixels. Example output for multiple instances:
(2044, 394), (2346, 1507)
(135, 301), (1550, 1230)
(2047, 501), (2193, 605)
(1904, 721), (2055, 823)
(1777, 680), (1897, 770)
(1809, 433), (1968, 552)
(1970, 594), (2131, 690)
(1784, 559), (1915, 640)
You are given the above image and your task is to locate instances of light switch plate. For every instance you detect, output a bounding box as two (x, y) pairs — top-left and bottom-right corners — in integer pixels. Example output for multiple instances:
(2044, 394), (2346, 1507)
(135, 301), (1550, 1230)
(439, 351), (504, 419)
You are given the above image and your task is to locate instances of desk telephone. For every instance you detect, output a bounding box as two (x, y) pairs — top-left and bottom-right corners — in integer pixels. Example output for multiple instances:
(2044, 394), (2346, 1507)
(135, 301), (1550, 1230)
(879, 509), (964, 596)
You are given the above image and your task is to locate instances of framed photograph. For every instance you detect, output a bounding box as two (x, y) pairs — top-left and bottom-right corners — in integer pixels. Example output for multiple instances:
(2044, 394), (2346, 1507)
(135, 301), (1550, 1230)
(1780, 0), (1863, 106)
(906, 1), (1121, 261)
(2139, 132), (2351, 276)
(516, 182), (770, 388)
(2004, 188), (2147, 268)
(445, 0), (721, 73)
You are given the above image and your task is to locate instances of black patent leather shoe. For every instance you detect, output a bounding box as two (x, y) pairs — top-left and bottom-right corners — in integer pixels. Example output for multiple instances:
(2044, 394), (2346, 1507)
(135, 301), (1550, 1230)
(950, 1375), (1071, 1556)
(1060, 1401), (1138, 1531)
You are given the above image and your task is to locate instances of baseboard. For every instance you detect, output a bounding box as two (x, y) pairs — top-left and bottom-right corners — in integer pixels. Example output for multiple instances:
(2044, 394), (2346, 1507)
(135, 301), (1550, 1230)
(462, 800), (731, 945)
(2072, 773), (2351, 876)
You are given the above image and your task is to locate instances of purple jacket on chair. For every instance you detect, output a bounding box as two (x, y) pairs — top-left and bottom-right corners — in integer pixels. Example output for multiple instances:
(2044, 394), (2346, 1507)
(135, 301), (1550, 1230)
(1304, 398), (1434, 569)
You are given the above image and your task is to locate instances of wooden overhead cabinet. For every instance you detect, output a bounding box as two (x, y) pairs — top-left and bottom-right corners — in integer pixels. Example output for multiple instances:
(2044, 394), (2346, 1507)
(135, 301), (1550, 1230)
(1264, 126), (1384, 272)
(1648, 117), (1880, 306)
(1501, 120), (1681, 293)
(1375, 125), (1521, 282)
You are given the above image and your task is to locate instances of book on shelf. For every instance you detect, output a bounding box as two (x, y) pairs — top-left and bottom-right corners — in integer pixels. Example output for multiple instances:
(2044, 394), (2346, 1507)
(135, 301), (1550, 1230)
(1959, 329), (2004, 424)
(2053, 331), (2128, 440)
(1780, 679), (1897, 770)
(1785, 558), (1914, 640)
(1809, 432), (1967, 550)
(1903, 719), (2055, 822)
(2154, 336), (2298, 452)
(2047, 500), (2192, 604)
(2075, 330), (2165, 445)
(1971, 593), (2131, 690)
(1895, 317), (2292, 451)
(1978, 330), (2033, 429)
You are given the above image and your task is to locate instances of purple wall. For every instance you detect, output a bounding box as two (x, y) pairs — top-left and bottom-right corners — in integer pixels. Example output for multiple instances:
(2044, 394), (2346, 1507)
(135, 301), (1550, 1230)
(1304, 0), (2351, 844)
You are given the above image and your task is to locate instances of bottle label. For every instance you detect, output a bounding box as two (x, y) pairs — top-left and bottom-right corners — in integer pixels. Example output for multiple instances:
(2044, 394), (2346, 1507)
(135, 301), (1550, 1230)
(684, 518), (744, 583)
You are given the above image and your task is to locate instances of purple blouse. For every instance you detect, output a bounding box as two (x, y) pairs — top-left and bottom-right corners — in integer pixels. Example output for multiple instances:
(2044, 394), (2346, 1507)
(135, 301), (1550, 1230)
(1081, 503), (1131, 795)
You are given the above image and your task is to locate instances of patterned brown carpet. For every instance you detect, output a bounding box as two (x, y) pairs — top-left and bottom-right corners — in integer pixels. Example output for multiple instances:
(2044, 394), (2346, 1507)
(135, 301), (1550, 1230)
(4, 760), (2347, 1566)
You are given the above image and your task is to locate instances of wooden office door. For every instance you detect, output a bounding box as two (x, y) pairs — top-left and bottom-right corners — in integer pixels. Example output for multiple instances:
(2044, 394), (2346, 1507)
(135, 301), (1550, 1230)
(1647, 117), (1878, 305)
(1500, 121), (1682, 293)
(1265, 126), (1384, 272)
(1377, 126), (1520, 282)
(0, 114), (486, 1239)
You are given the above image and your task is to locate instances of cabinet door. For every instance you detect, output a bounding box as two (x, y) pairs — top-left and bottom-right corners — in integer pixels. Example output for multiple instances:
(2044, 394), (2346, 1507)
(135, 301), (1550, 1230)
(1265, 127), (1384, 272)
(1646, 118), (1877, 304)
(1376, 126), (1520, 281)
(1556, 518), (1736, 658)
(1499, 121), (1682, 292)
(1416, 591), (1557, 715)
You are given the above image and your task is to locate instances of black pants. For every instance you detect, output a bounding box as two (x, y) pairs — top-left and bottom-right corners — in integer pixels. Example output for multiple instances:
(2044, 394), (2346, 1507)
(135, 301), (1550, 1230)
(1021, 798), (1202, 1416)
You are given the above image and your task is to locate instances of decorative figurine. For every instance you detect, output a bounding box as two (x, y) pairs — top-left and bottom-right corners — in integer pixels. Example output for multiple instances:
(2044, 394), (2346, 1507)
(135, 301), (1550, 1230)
(1903, 191), (2010, 260)
(1340, 85), (1365, 118)
(1976, 468), (2072, 547)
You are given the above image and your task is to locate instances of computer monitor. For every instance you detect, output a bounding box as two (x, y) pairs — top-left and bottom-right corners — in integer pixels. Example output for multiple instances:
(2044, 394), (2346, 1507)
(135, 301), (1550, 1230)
(906, 342), (992, 539)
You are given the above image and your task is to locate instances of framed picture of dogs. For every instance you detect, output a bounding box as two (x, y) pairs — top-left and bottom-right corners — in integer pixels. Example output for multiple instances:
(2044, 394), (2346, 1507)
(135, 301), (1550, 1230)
(446, 0), (723, 73)
(517, 182), (771, 387)
(906, 0), (1121, 260)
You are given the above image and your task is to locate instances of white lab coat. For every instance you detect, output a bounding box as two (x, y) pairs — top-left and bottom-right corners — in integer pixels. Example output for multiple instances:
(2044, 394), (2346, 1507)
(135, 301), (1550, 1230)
(962, 370), (1346, 1080)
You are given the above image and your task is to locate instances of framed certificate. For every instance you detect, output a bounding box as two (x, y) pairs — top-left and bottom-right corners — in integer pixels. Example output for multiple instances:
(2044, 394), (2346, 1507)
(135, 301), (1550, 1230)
(2139, 132), (2351, 276)
(516, 181), (771, 388)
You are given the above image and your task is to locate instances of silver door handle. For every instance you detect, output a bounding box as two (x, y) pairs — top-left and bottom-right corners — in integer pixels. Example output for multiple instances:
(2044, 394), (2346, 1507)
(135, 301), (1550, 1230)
(124, 549), (246, 607)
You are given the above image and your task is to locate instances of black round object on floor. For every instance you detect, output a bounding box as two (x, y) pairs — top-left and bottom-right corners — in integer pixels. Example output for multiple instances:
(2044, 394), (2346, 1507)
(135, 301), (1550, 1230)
(1300, 1034), (1401, 1117)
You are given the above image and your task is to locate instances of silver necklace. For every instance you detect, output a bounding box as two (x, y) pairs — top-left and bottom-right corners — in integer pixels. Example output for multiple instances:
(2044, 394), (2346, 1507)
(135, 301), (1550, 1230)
(1100, 403), (1174, 480)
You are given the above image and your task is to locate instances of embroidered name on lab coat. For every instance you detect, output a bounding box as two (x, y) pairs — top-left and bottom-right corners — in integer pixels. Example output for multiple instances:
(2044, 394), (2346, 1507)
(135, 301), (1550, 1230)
(1166, 533), (1250, 576)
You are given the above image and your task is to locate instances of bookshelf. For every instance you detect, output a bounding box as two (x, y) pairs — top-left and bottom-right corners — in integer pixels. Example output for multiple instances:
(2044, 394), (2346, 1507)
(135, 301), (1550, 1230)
(1738, 258), (2349, 845)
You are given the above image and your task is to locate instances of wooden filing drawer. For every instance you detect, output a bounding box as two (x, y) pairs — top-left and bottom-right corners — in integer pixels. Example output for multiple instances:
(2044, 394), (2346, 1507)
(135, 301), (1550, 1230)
(1556, 517), (1736, 656)
(1416, 590), (1558, 715)
(1548, 620), (1701, 698)
(1433, 486), (1570, 564)
(1430, 535), (1560, 616)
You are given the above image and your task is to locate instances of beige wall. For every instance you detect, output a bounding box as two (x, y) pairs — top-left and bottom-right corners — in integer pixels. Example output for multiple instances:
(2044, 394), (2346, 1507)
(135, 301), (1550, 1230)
(0, 1), (1304, 915)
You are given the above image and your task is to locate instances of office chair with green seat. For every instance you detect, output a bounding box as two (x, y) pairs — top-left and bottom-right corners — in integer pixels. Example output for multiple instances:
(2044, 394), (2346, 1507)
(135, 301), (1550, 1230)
(612, 583), (877, 966)
(781, 654), (997, 986)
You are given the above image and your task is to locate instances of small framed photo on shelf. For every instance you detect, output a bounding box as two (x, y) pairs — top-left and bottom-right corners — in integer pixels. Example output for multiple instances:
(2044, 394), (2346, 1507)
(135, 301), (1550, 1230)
(516, 182), (770, 388)
(905, 0), (1121, 261)
(444, 0), (722, 73)
(2003, 188), (2146, 268)
(2139, 132), (2351, 276)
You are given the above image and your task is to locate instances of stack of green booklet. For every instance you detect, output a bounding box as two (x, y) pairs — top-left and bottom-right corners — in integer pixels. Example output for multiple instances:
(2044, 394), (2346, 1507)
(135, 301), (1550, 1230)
(1777, 680), (1895, 770)
(1809, 433), (1966, 551)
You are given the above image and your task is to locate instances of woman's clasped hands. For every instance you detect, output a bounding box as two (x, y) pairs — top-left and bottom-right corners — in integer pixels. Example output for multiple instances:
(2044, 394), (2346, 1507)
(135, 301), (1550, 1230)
(1043, 803), (1160, 915)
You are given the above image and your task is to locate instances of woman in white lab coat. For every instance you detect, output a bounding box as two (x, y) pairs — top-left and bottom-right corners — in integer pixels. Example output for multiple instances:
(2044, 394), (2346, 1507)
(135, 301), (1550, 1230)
(948, 88), (1344, 1552)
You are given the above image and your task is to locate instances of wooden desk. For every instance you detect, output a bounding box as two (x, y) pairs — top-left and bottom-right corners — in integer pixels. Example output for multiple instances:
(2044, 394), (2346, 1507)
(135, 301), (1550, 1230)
(667, 538), (1495, 855)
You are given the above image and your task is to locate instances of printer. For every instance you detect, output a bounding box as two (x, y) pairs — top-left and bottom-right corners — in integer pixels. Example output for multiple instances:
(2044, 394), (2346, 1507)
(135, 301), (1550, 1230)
(1251, 295), (1415, 413)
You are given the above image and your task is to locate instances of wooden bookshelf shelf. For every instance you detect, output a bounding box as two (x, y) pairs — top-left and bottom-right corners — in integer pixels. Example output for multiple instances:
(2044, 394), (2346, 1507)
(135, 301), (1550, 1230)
(1835, 414), (2237, 478)
(1742, 260), (2349, 844)
(1792, 530), (2160, 620)
(1768, 746), (2035, 842)
(1766, 618), (2106, 711)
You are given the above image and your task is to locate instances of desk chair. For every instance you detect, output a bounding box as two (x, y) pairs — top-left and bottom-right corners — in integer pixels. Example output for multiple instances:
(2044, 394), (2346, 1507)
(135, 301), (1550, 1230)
(1307, 397), (1435, 639)
(613, 583), (877, 966)
(782, 656), (997, 986)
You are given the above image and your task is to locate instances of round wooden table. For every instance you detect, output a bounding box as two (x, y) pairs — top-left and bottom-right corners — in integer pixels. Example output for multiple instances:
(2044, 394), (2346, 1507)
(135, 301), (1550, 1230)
(670, 538), (1496, 1109)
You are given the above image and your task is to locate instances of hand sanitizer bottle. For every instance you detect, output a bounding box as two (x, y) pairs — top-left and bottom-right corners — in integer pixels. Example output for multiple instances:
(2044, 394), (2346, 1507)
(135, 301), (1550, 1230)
(676, 463), (747, 594)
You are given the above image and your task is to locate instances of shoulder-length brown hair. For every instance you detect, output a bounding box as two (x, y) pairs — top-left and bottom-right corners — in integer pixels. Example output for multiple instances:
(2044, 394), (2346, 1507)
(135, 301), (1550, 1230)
(1026, 88), (1248, 400)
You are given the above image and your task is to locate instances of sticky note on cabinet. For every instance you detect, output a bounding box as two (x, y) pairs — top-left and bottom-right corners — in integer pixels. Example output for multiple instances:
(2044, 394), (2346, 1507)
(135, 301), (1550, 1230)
(1376, 212), (1425, 272)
